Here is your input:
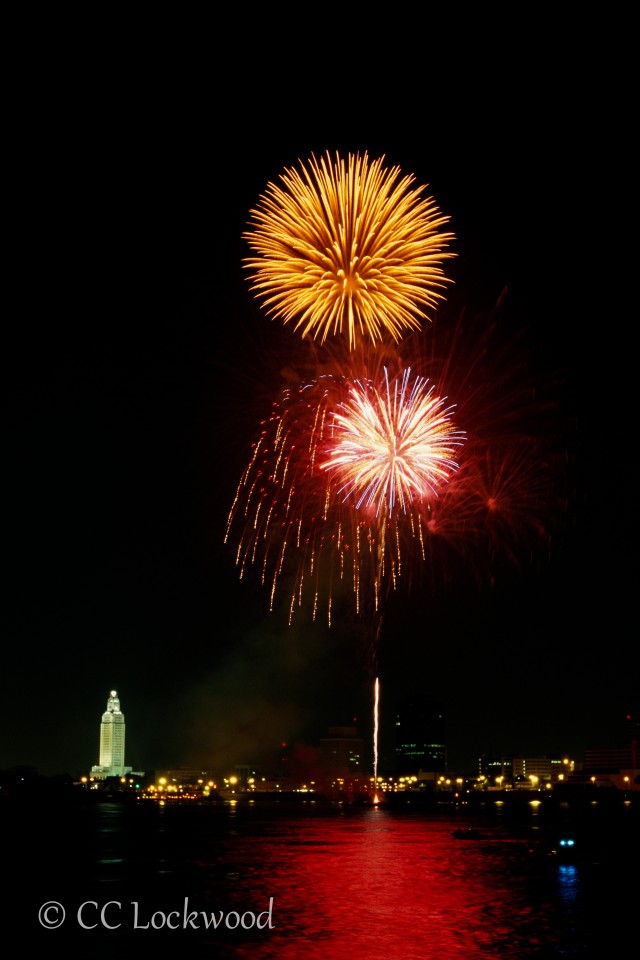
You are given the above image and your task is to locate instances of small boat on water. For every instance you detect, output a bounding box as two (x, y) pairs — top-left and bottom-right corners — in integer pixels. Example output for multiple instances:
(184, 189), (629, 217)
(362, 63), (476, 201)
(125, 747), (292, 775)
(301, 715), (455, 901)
(451, 828), (486, 840)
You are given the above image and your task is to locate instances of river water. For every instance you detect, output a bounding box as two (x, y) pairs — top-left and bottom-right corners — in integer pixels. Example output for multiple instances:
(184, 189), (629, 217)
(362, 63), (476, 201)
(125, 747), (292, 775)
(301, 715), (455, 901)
(5, 793), (638, 958)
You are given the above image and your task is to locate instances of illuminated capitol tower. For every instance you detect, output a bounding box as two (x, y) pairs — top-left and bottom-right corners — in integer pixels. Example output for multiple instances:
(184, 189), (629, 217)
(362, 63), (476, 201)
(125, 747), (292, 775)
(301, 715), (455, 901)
(91, 690), (132, 779)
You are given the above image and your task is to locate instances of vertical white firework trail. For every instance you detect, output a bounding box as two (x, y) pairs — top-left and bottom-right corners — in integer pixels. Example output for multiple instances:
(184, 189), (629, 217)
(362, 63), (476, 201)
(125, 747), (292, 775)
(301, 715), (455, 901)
(373, 676), (379, 798)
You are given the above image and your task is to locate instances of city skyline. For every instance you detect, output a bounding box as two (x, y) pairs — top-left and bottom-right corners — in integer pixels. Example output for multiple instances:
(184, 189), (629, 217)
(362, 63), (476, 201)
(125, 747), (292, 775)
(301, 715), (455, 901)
(4, 48), (637, 781)
(11, 684), (639, 785)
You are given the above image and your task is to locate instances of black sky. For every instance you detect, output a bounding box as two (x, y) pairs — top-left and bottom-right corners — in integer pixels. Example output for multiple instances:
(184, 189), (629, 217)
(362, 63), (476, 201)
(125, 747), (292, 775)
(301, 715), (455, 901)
(4, 27), (637, 778)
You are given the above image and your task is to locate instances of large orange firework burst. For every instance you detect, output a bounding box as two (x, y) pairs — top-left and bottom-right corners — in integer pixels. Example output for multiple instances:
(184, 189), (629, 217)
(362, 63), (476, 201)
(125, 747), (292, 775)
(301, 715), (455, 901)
(243, 151), (455, 349)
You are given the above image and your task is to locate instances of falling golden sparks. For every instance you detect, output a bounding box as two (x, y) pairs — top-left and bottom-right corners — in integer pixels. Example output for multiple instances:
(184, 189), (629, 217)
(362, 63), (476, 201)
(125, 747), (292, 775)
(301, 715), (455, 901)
(243, 151), (455, 349)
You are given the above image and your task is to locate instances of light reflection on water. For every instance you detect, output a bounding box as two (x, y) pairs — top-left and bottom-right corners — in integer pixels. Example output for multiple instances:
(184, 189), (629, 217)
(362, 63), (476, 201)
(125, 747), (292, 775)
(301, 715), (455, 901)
(198, 805), (567, 959)
(9, 798), (639, 958)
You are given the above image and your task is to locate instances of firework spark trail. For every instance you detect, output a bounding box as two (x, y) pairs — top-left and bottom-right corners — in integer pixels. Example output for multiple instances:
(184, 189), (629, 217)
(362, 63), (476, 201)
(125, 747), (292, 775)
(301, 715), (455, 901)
(243, 151), (455, 349)
(373, 676), (380, 803)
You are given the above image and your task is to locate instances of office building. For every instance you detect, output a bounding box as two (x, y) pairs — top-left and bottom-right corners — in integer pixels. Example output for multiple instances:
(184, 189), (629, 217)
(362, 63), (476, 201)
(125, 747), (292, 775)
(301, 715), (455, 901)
(319, 726), (364, 777)
(395, 697), (446, 774)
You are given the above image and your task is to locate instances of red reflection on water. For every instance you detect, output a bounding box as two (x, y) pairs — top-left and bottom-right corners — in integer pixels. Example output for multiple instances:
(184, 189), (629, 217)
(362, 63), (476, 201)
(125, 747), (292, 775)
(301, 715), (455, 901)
(202, 806), (558, 960)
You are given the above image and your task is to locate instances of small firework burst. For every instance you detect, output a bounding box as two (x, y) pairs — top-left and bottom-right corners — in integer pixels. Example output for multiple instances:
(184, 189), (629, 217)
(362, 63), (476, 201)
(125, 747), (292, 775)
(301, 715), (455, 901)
(321, 367), (464, 517)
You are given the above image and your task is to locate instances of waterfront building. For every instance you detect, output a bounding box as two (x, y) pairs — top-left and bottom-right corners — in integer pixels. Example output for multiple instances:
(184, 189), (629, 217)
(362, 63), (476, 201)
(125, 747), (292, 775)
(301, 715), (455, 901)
(571, 714), (640, 790)
(512, 756), (574, 787)
(479, 754), (514, 781)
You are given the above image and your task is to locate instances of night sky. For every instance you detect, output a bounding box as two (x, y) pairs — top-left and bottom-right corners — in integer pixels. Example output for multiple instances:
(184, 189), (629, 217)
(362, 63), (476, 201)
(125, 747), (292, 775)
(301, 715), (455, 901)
(4, 30), (637, 780)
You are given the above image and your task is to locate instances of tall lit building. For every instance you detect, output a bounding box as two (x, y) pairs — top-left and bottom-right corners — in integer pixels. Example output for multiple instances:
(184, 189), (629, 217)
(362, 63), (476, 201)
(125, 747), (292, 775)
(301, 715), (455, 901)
(91, 689), (132, 779)
(394, 697), (446, 774)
